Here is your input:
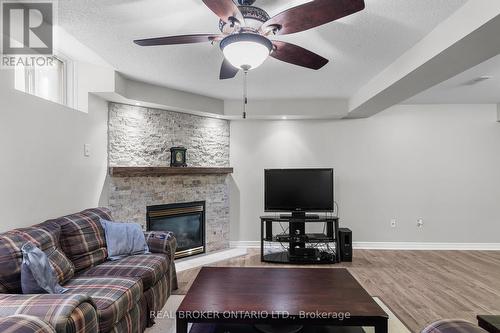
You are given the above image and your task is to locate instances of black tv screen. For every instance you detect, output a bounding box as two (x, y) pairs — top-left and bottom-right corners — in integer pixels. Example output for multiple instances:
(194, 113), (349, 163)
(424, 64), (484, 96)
(264, 169), (334, 212)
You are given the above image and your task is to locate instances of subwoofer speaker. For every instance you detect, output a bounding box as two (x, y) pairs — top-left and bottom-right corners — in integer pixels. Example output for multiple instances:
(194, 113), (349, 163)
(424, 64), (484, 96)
(339, 228), (352, 262)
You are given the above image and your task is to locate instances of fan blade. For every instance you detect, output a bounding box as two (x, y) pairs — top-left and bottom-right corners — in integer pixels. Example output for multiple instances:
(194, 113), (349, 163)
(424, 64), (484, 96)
(202, 0), (244, 25)
(261, 0), (365, 35)
(134, 34), (222, 46)
(271, 41), (328, 70)
(220, 58), (239, 80)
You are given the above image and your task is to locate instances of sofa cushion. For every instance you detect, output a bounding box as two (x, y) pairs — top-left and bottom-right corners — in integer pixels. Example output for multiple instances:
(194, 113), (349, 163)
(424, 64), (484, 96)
(0, 225), (74, 294)
(71, 248), (108, 274)
(64, 276), (142, 333)
(0, 232), (27, 293)
(82, 254), (167, 290)
(47, 208), (111, 272)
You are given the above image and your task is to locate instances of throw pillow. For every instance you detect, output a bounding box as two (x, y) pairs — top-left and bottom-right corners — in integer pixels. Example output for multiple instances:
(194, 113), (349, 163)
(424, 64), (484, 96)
(100, 219), (149, 260)
(21, 242), (68, 294)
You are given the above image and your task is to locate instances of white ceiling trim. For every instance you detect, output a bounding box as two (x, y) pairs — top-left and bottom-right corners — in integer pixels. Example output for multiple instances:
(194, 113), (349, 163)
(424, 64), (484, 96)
(224, 98), (348, 120)
(97, 73), (350, 120)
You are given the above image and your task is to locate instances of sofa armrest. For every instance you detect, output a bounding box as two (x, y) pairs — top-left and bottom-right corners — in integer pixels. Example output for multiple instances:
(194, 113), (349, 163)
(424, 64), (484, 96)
(0, 315), (56, 333)
(0, 294), (98, 333)
(144, 231), (177, 262)
(144, 231), (178, 290)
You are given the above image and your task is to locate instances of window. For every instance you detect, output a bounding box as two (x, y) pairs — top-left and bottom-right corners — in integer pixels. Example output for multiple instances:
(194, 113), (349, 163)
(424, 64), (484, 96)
(15, 55), (73, 107)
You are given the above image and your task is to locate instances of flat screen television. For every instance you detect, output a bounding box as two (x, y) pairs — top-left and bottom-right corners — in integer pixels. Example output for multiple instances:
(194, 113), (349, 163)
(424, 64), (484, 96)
(264, 168), (334, 215)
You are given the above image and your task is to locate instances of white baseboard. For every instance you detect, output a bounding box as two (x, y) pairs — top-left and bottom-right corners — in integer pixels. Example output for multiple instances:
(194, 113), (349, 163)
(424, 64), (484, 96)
(353, 242), (500, 250)
(230, 241), (261, 249)
(230, 241), (500, 251)
(175, 248), (247, 272)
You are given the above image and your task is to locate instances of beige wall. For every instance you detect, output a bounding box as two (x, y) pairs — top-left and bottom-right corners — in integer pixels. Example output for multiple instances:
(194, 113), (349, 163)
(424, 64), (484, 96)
(0, 70), (109, 231)
(230, 104), (500, 243)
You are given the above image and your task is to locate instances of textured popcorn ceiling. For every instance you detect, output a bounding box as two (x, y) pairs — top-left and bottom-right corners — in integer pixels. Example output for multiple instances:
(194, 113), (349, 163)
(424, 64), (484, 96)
(58, 0), (466, 99)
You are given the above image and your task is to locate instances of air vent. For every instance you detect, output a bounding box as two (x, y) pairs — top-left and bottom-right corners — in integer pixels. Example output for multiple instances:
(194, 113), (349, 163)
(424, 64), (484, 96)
(463, 76), (493, 86)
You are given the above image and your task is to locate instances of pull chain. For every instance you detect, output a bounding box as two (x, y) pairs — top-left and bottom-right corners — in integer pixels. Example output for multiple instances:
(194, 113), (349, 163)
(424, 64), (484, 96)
(242, 69), (248, 119)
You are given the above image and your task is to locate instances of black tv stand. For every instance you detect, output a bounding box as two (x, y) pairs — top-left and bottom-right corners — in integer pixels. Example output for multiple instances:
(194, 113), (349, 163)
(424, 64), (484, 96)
(260, 215), (340, 264)
(279, 213), (320, 219)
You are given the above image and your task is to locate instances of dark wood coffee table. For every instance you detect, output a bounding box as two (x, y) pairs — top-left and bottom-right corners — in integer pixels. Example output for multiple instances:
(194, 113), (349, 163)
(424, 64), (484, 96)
(176, 267), (388, 333)
(478, 315), (500, 333)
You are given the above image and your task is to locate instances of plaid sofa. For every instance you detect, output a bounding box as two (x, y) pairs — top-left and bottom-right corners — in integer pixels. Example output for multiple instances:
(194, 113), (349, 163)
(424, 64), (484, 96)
(0, 314), (56, 333)
(0, 208), (178, 333)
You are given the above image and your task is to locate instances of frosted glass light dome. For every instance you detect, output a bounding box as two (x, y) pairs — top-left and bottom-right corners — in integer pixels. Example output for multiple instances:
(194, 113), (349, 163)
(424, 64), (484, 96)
(220, 33), (273, 70)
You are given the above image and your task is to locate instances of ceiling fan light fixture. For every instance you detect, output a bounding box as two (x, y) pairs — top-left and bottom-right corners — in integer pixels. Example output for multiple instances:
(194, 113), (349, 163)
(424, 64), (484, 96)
(220, 33), (272, 70)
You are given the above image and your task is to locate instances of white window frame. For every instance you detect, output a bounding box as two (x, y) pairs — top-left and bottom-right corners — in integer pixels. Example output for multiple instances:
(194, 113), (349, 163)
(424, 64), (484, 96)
(15, 51), (75, 109)
(55, 51), (76, 109)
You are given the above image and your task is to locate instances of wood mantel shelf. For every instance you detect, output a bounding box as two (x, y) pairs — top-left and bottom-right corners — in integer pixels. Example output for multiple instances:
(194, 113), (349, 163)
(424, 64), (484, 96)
(109, 166), (234, 177)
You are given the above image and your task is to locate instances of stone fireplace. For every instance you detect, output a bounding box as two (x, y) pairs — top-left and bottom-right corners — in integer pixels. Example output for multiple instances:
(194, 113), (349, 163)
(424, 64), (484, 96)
(107, 103), (231, 253)
(147, 201), (206, 259)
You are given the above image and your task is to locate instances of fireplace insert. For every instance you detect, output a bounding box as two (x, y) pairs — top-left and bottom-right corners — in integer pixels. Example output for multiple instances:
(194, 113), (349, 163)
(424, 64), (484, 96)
(146, 201), (205, 259)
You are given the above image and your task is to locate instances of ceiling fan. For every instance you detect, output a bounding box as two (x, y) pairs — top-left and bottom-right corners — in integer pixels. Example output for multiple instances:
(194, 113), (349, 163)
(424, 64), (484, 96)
(134, 0), (365, 80)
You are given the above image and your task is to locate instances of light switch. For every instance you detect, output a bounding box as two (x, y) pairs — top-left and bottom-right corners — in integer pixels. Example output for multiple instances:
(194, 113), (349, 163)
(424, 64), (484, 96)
(84, 144), (91, 157)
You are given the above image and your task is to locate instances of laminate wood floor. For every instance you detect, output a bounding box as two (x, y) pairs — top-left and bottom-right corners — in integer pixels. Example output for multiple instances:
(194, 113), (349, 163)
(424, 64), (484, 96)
(175, 249), (500, 333)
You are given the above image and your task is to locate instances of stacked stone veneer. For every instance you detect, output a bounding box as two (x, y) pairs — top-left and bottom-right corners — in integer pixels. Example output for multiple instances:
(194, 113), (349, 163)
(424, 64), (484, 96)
(108, 103), (229, 167)
(108, 103), (230, 252)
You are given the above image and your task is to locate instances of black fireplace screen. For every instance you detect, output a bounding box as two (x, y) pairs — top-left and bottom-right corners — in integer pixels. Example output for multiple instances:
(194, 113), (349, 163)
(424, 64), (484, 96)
(146, 201), (206, 259)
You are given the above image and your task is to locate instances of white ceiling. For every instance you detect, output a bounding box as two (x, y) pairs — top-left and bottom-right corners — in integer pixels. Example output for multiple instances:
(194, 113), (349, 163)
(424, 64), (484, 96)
(58, 0), (467, 100)
(404, 54), (500, 104)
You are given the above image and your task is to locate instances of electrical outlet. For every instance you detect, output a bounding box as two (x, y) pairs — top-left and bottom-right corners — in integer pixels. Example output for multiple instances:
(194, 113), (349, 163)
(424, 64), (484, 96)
(390, 218), (397, 228)
(84, 144), (91, 157)
(417, 218), (424, 228)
